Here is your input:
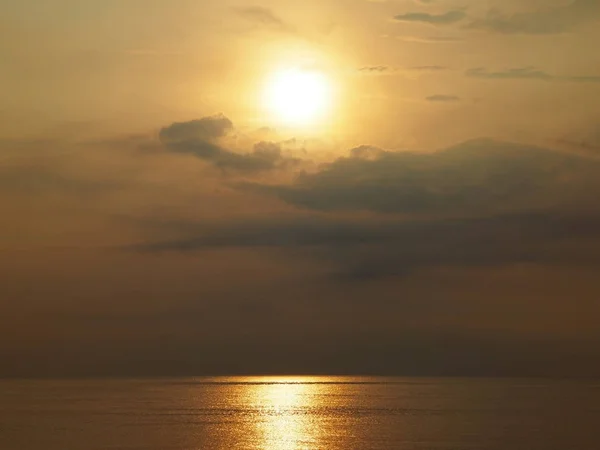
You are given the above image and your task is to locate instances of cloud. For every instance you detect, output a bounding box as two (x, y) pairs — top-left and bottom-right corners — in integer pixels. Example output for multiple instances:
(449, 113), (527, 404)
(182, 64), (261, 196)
(390, 35), (461, 43)
(133, 211), (600, 280)
(134, 212), (600, 253)
(426, 94), (460, 102)
(133, 138), (600, 280)
(358, 65), (392, 73)
(358, 65), (449, 76)
(466, 67), (552, 81)
(412, 65), (447, 71)
(394, 10), (467, 25)
(359, 65), (447, 72)
(239, 139), (600, 214)
(466, 0), (600, 34)
(466, 67), (600, 83)
(159, 115), (233, 142)
(159, 115), (297, 173)
(234, 6), (293, 32)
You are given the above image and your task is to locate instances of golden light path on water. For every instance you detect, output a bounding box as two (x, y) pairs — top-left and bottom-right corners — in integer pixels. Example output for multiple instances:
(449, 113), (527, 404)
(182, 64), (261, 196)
(3, 377), (600, 449)
(251, 377), (322, 450)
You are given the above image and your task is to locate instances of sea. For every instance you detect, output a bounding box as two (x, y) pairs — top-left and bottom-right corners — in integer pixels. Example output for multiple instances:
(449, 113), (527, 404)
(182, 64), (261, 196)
(1, 377), (599, 449)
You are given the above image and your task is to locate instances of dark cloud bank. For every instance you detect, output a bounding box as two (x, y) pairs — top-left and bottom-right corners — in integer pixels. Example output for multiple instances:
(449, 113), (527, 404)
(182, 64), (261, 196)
(240, 138), (599, 215)
(144, 128), (600, 282)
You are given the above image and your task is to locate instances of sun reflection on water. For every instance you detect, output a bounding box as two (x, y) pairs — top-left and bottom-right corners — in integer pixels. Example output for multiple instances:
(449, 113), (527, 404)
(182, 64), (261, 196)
(252, 377), (322, 450)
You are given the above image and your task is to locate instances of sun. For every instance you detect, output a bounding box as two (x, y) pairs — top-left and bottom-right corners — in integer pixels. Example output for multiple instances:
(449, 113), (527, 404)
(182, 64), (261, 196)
(263, 67), (333, 127)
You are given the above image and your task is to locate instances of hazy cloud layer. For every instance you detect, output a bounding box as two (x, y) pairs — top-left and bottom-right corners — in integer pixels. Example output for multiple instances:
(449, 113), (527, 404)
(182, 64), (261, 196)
(4, 0), (600, 379)
(135, 211), (600, 280)
(4, 129), (600, 376)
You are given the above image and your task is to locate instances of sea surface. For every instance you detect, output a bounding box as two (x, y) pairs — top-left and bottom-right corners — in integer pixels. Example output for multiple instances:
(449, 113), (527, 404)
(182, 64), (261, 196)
(1, 377), (600, 449)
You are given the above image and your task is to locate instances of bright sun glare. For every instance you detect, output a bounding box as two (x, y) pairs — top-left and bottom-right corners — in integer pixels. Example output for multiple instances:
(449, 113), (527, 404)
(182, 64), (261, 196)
(263, 68), (333, 127)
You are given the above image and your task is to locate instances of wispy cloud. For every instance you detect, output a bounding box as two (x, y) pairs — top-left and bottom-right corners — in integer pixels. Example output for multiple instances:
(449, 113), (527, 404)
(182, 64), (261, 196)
(358, 65), (449, 76)
(390, 35), (461, 43)
(412, 65), (448, 71)
(426, 94), (460, 102)
(466, 67), (600, 83)
(234, 6), (294, 32)
(134, 211), (600, 280)
(394, 9), (467, 25)
(466, 0), (600, 34)
(358, 65), (392, 74)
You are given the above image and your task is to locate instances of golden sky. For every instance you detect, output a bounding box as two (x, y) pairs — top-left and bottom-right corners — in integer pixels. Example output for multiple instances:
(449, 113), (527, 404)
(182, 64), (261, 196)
(2, 0), (600, 377)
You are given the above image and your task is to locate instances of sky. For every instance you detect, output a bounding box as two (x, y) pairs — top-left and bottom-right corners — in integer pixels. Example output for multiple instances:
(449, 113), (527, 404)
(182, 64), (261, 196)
(1, 0), (600, 377)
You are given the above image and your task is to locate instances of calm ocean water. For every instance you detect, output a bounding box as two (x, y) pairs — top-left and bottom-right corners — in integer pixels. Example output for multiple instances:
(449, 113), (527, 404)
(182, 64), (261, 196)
(1, 377), (599, 449)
